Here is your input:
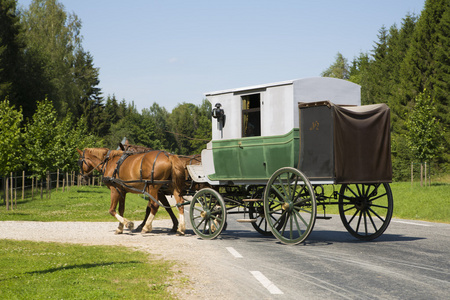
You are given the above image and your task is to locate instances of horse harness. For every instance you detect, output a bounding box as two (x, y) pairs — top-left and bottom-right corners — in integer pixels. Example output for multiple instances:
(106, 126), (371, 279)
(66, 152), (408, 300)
(101, 150), (174, 208)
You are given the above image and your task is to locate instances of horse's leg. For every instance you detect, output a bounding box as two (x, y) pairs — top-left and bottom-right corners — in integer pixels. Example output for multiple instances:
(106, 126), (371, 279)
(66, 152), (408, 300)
(109, 188), (134, 234)
(142, 189), (159, 233)
(173, 190), (186, 235)
(133, 191), (178, 233)
(158, 192), (179, 232)
(133, 205), (151, 233)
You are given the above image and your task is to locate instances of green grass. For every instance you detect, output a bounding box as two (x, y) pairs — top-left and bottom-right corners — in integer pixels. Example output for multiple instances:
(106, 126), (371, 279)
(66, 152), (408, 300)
(316, 182), (450, 223)
(1, 181), (449, 223)
(390, 182), (450, 222)
(0, 185), (176, 222)
(0, 239), (175, 299)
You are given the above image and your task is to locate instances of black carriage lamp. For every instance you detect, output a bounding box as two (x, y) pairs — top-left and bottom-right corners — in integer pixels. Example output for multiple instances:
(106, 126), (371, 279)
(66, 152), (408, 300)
(211, 103), (225, 127)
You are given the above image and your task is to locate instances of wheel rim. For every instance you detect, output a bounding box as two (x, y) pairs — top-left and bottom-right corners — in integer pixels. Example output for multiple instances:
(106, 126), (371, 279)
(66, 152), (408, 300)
(190, 188), (227, 240)
(338, 183), (393, 240)
(264, 167), (316, 245)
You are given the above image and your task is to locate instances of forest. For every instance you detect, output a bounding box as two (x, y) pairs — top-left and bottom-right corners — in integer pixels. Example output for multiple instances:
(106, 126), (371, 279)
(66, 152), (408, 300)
(0, 0), (449, 181)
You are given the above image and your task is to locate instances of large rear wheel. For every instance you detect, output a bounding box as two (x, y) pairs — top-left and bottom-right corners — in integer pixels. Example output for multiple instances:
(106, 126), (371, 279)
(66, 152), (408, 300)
(263, 167), (316, 245)
(338, 183), (393, 240)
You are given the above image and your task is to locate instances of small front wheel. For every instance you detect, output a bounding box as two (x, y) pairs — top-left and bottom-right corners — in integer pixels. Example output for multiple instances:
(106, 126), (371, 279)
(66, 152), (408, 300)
(189, 188), (227, 240)
(263, 167), (317, 245)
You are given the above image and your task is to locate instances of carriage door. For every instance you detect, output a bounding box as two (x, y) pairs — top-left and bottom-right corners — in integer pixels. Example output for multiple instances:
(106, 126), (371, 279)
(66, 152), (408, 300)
(242, 94), (261, 137)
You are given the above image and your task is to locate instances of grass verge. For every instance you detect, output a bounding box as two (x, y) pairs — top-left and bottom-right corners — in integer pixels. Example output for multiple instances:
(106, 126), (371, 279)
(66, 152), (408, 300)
(316, 182), (449, 223)
(1, 182), (448, 223)
(0, 185), (175, 222)
(0, 239), (175, 299)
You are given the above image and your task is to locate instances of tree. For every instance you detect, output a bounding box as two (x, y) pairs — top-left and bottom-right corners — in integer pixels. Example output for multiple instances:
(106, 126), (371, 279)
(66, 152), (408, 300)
(24, 99), (58, 181)
(53, 114), (102, 171)
(348, 52), (371, 103)
(321, 52), (349, 79)
(0, 99), (23, 176)
(20, 0), (102, 119)
(190, 100), (212, 154)
(0, 0), (24, 108)
(142, 103), (174, 151)
(405, 91), (444, 163)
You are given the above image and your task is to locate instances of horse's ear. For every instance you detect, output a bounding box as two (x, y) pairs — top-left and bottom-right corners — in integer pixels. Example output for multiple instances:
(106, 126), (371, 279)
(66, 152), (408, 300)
(119, 143), (125, 151)
(77, 148), (83, 156)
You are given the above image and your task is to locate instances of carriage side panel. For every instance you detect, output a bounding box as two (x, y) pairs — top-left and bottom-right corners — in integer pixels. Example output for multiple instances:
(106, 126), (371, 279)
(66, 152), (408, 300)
(208, 129), (299, 181)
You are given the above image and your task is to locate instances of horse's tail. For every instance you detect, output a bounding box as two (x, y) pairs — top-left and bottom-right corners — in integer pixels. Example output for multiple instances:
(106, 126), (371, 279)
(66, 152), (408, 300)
(169, 154), (186, 193)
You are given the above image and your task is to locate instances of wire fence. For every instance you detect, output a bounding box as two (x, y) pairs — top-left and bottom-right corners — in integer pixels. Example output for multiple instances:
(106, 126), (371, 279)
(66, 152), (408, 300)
(1, 170), (103, 210)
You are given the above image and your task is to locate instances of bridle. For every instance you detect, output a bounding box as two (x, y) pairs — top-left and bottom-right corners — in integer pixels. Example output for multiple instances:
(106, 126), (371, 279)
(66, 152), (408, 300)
(78, 150), (109, 177)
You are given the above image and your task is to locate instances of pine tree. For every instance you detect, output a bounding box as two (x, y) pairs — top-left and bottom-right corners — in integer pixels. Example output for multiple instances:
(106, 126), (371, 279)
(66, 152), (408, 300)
(321, 52), (350, 79)
(0, 0), (23, 104)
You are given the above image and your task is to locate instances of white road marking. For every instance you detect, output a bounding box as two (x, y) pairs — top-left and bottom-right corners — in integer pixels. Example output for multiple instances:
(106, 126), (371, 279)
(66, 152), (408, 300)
(250, 271), (284, 295)
(226, 247), (243, 258)
(392, 220), (432, 227)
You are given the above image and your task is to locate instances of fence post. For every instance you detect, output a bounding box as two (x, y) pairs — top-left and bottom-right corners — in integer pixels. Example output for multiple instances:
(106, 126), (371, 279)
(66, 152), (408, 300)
(22, 171), (25, 200)
(10, 172), (13, 210)
(6, 177), (9, 210)
(46, 171), (49, 199)
(40, 179), (43, 199)
(57, 169), (60, 191)
(2, 176), (5, 205)
(31, 177), (34, 200)
(420, 163), (423, 187)
(424, 162), (427, 187)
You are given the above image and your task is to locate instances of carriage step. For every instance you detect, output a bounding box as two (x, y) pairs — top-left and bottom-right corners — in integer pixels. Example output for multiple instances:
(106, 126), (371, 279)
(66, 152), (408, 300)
(236, 219), (257, 223)
(316, 216), (332, 220)
(242, 199), (262, 202)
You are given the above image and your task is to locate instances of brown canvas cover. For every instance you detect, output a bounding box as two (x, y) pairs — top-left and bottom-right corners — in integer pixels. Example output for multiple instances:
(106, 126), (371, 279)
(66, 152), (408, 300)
(333, 103), (392, 183)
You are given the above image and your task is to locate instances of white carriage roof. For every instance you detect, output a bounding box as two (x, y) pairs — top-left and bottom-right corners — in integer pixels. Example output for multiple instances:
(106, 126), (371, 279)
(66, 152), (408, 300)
(205, 79), (297, 96)
(204, 77), (356, 97)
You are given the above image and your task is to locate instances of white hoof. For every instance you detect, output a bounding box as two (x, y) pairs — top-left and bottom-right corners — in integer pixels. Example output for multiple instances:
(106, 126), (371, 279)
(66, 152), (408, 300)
(141, 225), (152, 233)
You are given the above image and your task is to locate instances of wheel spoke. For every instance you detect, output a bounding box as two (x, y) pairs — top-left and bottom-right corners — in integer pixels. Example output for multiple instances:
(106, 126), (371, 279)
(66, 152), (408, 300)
(355, 210), (362, 233)
(368, 206), (386, 223)
(293, 208), (309, 227)
(366, 209), (378, 232)
(292, 211), (303, 234)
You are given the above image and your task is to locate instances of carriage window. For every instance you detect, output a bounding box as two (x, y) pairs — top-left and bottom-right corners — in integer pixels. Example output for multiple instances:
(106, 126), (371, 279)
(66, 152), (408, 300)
(242, 94), (261, 137)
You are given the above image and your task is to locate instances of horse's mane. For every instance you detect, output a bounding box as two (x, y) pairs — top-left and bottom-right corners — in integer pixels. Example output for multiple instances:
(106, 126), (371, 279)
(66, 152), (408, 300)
(119, 142), (152, 152)
(105, 150), (124, 159)
(85, 148), (109, 159)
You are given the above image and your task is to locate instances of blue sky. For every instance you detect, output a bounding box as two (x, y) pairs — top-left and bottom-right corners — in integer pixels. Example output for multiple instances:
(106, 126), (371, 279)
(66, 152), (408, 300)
(18, 0), (426, 112)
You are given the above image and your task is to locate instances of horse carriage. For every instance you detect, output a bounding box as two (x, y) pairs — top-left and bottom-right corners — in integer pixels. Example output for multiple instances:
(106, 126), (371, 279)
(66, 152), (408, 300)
(186, 77), (393, 244)
(78, 77), (393, 245)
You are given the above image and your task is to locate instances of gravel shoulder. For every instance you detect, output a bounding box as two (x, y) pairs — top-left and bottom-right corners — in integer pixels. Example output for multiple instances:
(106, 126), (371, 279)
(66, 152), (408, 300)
(0, 220), (234, 299)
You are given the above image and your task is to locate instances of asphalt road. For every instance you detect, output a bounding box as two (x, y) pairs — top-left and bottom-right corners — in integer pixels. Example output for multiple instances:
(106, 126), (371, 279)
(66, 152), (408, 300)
(185, 213), (450, 300)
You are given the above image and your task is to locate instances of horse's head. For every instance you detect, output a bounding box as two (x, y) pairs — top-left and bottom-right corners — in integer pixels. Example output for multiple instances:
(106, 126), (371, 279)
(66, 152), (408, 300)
(77, 148), (110, 184)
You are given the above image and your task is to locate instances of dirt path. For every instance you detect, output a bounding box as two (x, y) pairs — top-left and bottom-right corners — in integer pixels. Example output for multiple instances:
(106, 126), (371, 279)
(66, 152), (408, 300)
(0, 220), (235, 299)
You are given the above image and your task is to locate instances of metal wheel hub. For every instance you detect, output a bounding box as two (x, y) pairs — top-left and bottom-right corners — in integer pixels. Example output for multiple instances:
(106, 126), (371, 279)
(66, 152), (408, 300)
(200, 210), (211, 220)
(282, 201), (294, 212)
(355, 197), (370, 211)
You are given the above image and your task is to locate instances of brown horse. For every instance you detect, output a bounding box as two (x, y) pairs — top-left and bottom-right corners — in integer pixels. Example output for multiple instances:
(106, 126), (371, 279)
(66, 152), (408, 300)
(77, 148), (181, 233)
(77, 148), (186, 235)
(115, 143), (207, 230)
